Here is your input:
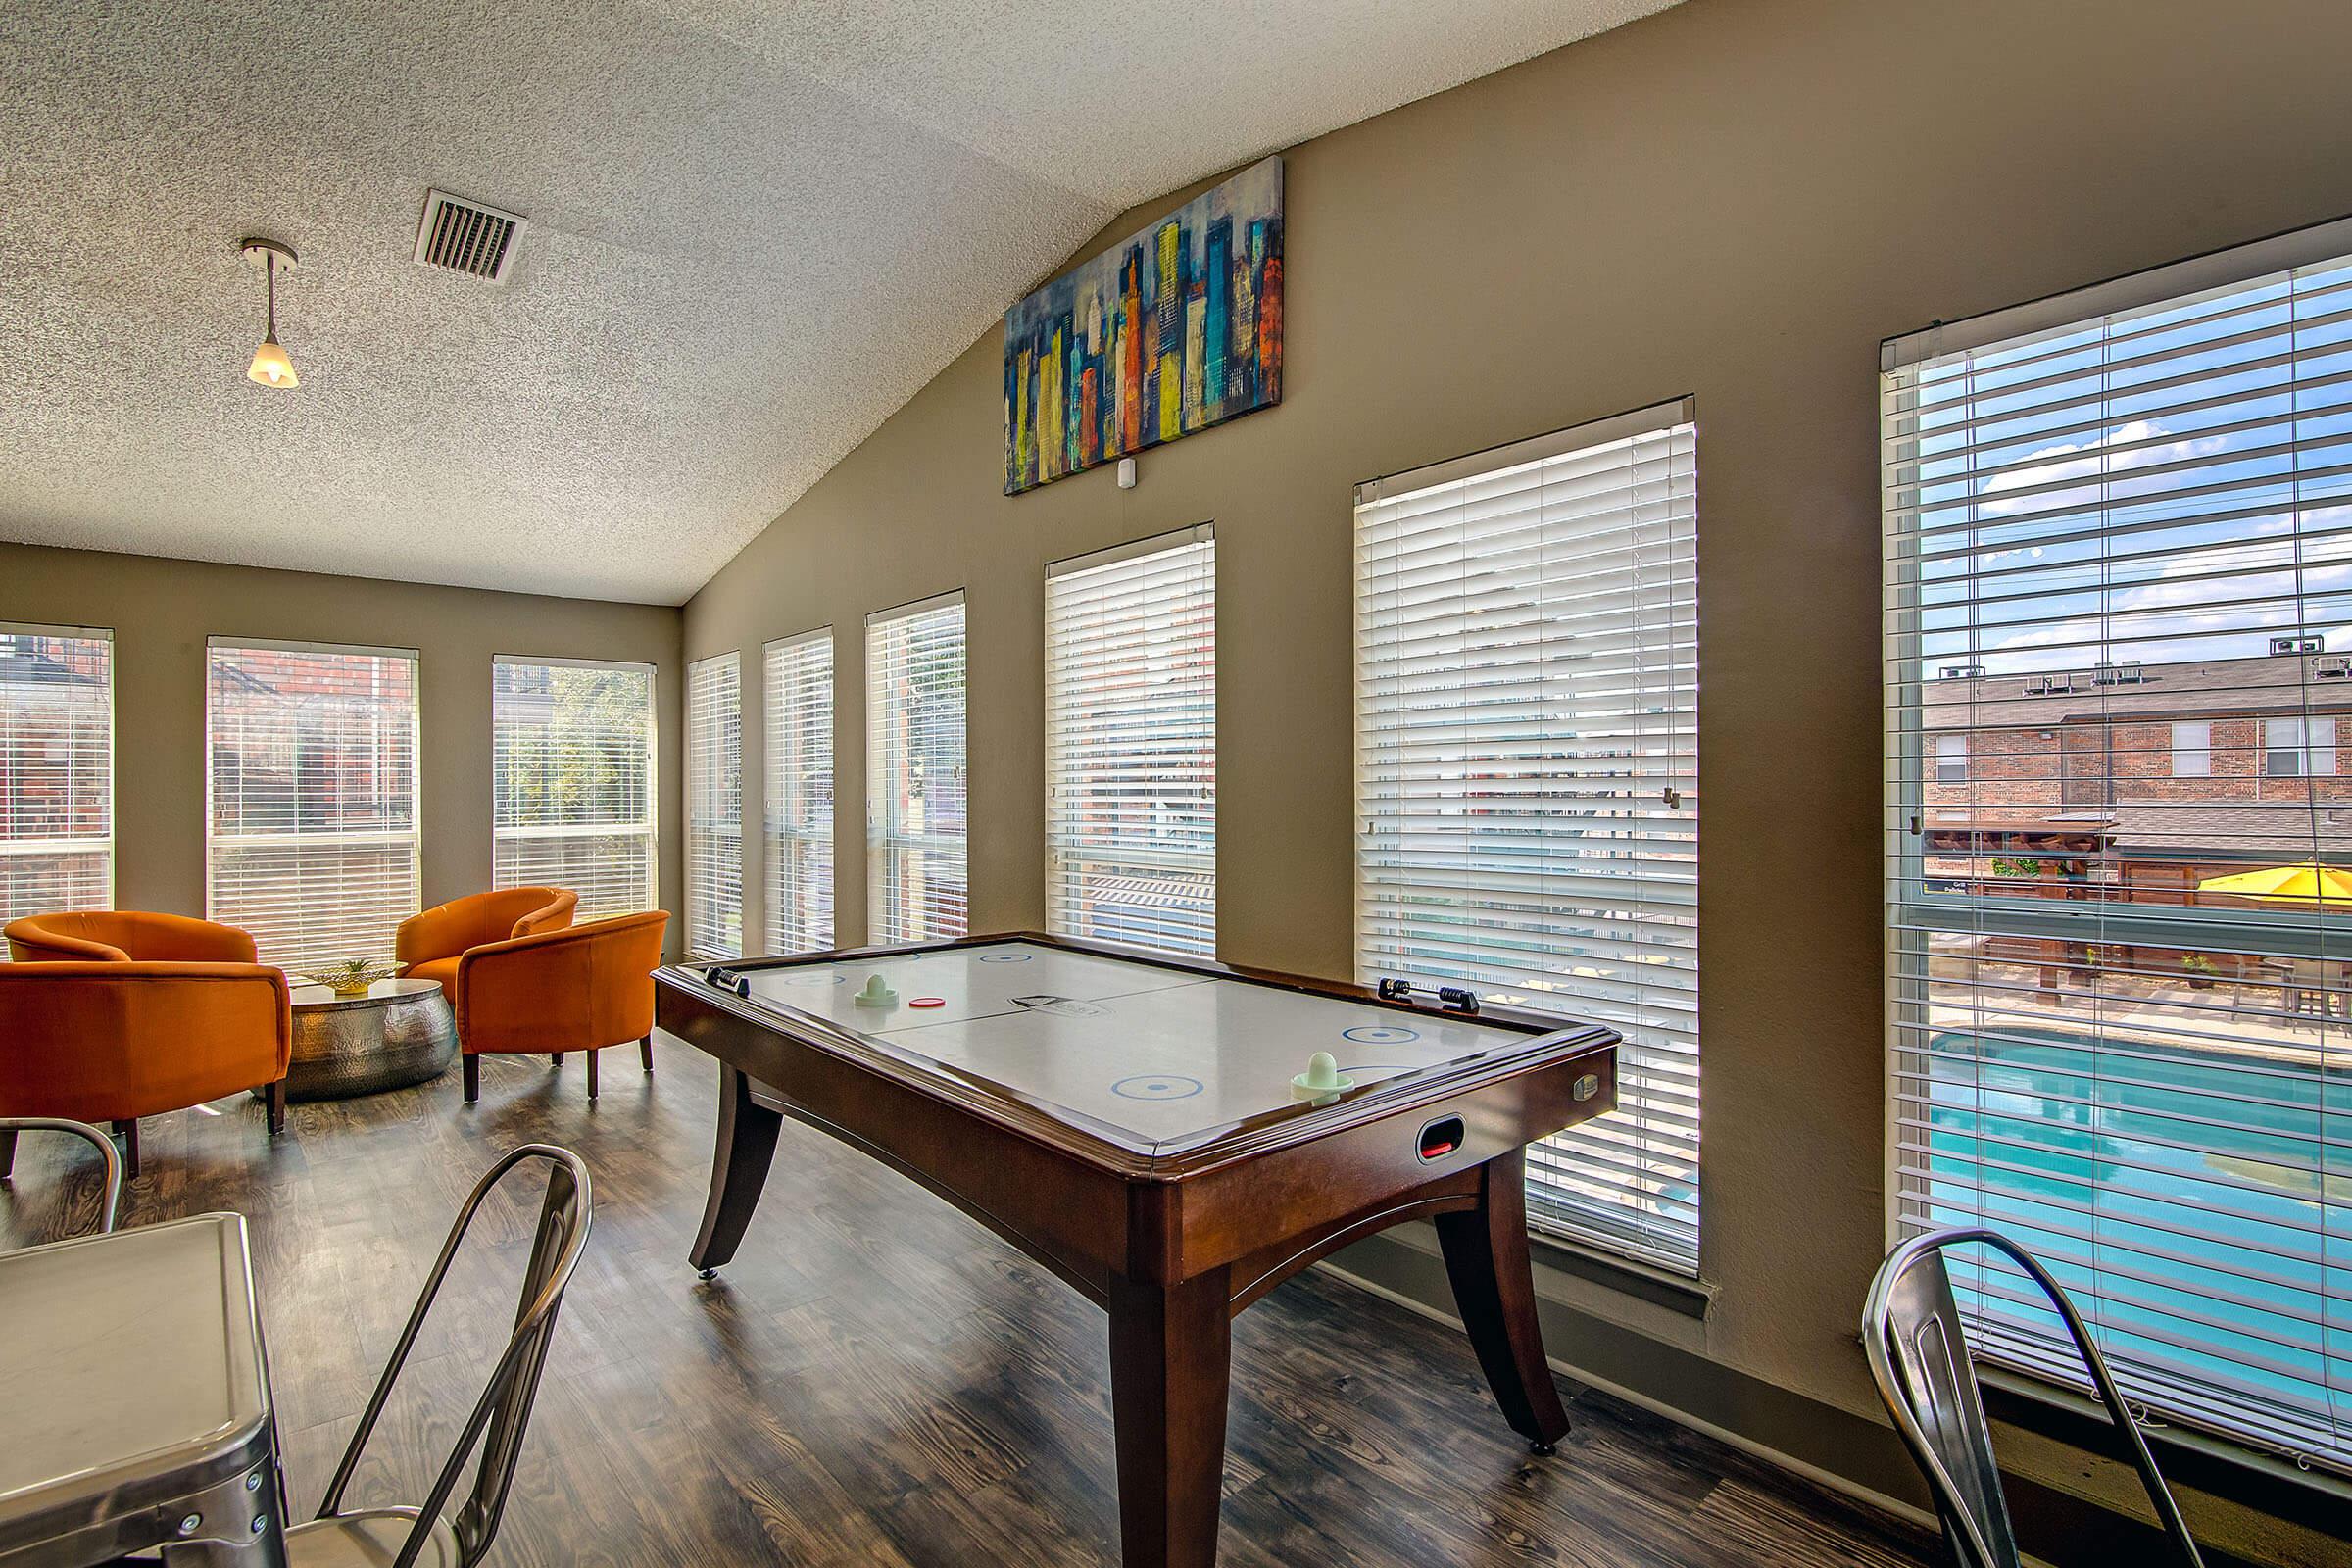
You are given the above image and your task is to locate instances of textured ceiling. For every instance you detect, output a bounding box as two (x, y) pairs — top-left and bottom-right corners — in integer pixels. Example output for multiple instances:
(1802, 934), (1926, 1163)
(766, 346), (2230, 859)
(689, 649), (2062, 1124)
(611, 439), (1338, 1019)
(0, 0), (1679, 605)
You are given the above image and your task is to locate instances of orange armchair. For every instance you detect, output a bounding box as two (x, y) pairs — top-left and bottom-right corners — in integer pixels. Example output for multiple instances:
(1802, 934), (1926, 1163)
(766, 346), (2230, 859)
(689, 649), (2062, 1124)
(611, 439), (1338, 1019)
(395, 887), (577, 995)
(0, 960), (292, 1177)
(7, 909), (259, 965)
(455, 911), (669, 1102)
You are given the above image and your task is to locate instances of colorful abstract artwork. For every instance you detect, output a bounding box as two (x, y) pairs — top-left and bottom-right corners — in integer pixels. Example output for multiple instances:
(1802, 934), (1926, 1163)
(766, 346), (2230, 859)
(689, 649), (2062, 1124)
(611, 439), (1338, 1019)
(1004, 157), (1283, 494)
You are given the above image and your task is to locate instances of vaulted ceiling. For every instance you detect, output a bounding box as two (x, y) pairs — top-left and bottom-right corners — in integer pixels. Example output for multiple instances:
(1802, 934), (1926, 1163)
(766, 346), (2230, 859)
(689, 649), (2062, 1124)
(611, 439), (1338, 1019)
(0, 0), (1678, 604)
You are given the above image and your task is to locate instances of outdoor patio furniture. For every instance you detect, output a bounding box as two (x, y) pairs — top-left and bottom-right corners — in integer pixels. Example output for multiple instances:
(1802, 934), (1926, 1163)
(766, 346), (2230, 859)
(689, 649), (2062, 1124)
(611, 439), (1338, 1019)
(2283, 957), (2346, 1019)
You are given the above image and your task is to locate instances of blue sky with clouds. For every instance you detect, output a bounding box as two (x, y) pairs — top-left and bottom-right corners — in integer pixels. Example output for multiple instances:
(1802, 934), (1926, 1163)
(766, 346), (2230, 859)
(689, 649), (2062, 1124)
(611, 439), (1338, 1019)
(1902, 258), (2352, 675)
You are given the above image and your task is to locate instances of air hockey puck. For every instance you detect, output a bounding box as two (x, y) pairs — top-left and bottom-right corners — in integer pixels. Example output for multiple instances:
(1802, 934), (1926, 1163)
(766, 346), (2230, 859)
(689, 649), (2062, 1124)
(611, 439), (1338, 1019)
(909, 997), (947, 1008)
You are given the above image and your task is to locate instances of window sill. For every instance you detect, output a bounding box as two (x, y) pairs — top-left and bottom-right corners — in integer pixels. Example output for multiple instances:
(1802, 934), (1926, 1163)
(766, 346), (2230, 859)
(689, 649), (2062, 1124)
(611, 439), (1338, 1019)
(1978, 1365), (2352, 1536)
(1526, 1230), (1715, 1320)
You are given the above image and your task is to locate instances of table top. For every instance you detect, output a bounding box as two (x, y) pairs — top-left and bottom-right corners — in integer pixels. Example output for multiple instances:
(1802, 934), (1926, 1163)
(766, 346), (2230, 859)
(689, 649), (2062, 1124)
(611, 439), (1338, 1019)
(670, 938), (1606, 1160)
(290, 976), (443, 1010)
(0, 1214), (274, 1543)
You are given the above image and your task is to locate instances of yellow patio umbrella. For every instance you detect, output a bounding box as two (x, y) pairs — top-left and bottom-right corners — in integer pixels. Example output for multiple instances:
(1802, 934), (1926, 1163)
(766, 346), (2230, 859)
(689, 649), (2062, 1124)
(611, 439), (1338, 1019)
(2195, 862), (2352, 906)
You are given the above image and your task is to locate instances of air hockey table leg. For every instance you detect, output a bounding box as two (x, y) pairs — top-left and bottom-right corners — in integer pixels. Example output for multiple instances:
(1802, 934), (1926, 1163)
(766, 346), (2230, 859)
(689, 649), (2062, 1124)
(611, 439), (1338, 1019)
(1107, 1266), (1231, 1568)
(1433, 1147), (1573, 1453)
(691, 1066), (785, 1276)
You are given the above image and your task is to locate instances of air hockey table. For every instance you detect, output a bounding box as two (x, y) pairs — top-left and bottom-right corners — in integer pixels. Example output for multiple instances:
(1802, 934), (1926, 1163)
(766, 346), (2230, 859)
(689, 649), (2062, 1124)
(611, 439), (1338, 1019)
(654, 933), (1619, 1568)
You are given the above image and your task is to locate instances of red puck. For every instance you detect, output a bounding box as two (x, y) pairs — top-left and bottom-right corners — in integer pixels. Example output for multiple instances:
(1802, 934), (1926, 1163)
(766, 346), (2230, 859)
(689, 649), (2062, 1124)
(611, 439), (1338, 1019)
(910, 997), (947, 1008)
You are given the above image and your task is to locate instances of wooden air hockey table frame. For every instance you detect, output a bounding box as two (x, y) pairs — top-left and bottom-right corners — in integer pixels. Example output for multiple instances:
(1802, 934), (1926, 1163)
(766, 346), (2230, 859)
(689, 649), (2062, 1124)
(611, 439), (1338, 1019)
(655, 931), (1619, 1568)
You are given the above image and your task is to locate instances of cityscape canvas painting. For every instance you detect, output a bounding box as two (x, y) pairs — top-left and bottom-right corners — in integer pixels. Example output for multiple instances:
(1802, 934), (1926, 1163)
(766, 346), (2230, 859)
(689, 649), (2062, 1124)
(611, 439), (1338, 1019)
(1004, 157), (1283, 494)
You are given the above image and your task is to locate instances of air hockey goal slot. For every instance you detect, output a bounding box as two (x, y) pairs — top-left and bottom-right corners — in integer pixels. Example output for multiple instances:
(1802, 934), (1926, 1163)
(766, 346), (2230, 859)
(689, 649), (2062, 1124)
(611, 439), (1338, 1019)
(1417, 1115), (1465, 1162)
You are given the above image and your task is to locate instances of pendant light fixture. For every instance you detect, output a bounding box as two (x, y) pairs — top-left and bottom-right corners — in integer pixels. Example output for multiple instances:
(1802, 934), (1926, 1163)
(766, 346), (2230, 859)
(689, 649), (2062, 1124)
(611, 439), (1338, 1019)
(238, 237), (299, 388)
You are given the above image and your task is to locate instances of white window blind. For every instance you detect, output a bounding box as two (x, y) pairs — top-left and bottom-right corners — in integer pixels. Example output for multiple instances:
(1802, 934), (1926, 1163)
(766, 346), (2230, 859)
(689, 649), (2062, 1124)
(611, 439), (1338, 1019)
(1046, 526), (1216, 956)
(1355, 400), (1701, 1274)
(1884, 222), (2352, 1473)
(867, 592), (967, 944)
(686, 652), (743, 958)
(206, 640), (419, 972)
(491, 658), (657, 923)
(0, 624), (112, 926)
(765, 630), (834, 953)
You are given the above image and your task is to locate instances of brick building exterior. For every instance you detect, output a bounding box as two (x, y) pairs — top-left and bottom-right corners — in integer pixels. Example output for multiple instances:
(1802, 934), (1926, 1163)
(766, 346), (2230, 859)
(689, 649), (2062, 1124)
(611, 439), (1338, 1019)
(1919, 651), (2352, 975)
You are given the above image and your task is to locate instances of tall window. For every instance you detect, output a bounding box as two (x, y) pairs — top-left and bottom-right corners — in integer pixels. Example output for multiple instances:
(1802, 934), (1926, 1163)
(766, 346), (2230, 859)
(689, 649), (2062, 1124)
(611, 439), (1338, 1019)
(1885, 225), (2352, 1472)
(1936, 733), (1970, 783)
(867, 592), (966, 944)
(207, 640), (419, 971)
(765, 630), (834, 953)
(1045, 525), (1216, 956)
(1, 624), (112, 925)
(686, 652), (743, 958)
(491, 658), (657, 923)
(1356, 400), (1700, 1274)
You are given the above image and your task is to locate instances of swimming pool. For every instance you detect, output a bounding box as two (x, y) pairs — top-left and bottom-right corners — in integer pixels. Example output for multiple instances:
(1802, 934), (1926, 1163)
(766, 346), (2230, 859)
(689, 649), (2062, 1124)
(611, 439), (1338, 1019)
(1918, 1025), (2352, 1464)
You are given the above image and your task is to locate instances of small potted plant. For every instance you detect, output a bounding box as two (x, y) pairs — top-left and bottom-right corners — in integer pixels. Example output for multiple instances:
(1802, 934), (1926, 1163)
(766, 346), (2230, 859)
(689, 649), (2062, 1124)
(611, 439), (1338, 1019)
(303, 957), (400, 998)
(2181, 953), (2219, 990)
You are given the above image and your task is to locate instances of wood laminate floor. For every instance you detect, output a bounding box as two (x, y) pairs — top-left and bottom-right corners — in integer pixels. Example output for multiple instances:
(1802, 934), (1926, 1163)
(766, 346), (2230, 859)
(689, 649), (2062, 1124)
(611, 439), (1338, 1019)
(1, 1036), (1938, 1567)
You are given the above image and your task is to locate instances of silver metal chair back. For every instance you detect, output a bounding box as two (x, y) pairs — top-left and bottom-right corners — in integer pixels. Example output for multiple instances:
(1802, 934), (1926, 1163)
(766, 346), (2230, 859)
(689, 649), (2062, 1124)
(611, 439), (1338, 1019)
(0, 1116), (122, 1240)
(313, 1143), (592, 1568)
(1863, 1227), (2203, 1568)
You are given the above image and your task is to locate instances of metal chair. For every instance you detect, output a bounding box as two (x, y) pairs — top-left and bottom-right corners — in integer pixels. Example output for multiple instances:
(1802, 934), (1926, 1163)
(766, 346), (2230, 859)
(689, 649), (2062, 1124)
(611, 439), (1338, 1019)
(1863, 1227), (2203, 1568)
(286, 1144), (592, 1568)
(0, 1115), (122, 1240)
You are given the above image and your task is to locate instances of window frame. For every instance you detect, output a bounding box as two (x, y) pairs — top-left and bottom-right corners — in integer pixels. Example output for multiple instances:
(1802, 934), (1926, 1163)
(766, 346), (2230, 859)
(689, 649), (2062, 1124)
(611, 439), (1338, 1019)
(0, 620), (116, 921)
(1881, 215), (2352, 1477)
(1354, 396), (1701, 1276)
(685, 650), (744, 960)
(489, 654), (659, 923)
(2263, 714), (2335, 778)
(865, 589), (969, 946)
(2171, 719), (2213, 777)
(202, 636), (422, 969)
(763, 628), (836, 955)
(1044, 523), (1217, 958)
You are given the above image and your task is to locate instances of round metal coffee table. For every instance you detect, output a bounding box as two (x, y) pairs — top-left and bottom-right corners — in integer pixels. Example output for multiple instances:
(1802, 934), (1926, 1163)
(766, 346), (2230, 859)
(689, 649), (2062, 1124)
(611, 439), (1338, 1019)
(280, 978), (459, 1100)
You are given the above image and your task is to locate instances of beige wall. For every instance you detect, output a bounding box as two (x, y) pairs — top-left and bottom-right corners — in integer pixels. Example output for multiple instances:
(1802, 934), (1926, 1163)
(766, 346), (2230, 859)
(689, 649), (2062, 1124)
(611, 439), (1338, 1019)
(0, 541), (684, 950)
(681, 0), (2352, 1557)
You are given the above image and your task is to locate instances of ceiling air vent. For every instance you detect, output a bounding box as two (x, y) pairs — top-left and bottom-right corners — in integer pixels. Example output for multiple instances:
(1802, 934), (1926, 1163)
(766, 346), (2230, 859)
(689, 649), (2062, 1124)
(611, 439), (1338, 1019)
(414, 189), (525, 283)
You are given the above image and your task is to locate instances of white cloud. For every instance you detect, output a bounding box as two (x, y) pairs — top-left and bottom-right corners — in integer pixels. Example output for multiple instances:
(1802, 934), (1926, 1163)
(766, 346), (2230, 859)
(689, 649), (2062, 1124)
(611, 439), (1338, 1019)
(1978, 419), (2233, 518)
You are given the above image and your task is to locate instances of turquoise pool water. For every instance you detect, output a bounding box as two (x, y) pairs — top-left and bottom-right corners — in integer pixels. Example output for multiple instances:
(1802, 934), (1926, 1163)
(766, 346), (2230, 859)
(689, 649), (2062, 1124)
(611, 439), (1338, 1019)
(1921, 1026), (2352, 1458)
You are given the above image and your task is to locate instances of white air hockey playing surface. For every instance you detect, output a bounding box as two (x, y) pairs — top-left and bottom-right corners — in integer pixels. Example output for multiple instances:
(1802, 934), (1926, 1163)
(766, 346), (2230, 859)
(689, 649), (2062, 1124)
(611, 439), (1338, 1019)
(723, 940), (1538, 1151)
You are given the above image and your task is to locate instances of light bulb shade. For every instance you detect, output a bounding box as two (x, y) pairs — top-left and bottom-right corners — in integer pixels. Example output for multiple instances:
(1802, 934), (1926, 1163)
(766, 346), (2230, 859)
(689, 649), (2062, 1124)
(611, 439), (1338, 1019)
(247, 334), (298, 388)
